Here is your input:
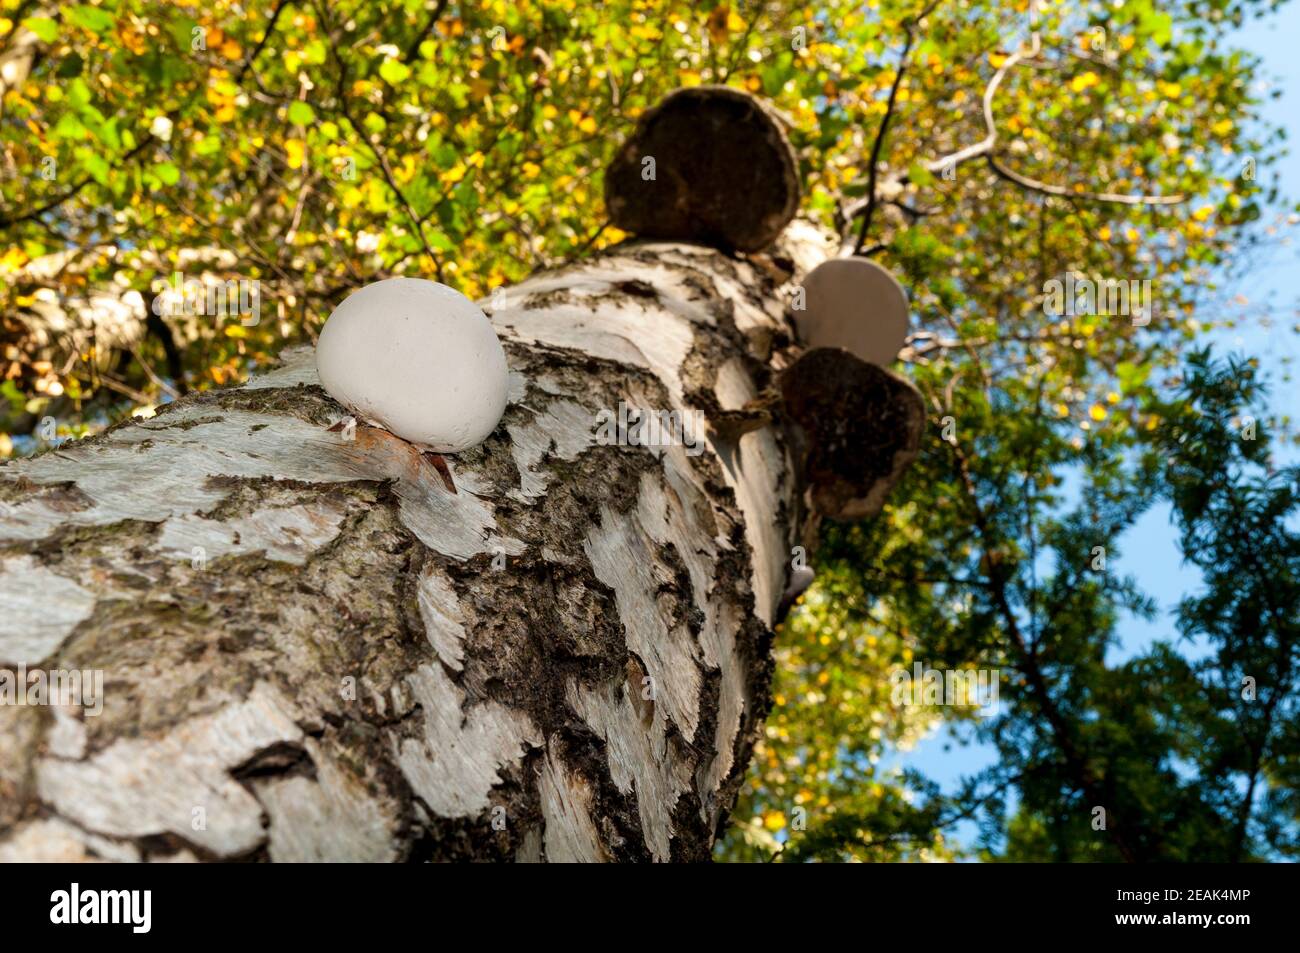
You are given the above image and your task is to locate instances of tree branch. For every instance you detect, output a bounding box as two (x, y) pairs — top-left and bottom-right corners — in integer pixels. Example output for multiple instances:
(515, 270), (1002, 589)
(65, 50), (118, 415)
(0, 137), (154, 229)
(842, 16), (1183, 244)
(236, 0), (293, 83)
(853, 0), (944, 255)
(986, 153), (1185, 206)
(403, 0), (451, 63)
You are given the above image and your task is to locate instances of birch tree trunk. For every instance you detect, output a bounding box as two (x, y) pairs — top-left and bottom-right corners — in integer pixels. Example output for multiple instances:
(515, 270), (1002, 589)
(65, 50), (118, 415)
(0, 90), (923, 862)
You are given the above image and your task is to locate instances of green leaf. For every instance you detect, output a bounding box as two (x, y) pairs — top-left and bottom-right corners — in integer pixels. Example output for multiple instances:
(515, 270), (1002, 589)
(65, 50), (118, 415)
(427, 231), (456, 253)
(168, 18), (197, 51)
(155, 162), (180, 186)
(82, 152), (110, 186)
(67, 77), (93, 108)
(97, 117), (122, 151)
(21, 17), (58, 43)
(908, 162), (935, 187)
(53, 113), (87, 141)
(67, 6), (116, 34)
(287, 101), (315, 125)
(302, 39), (328, 65)
(1116, 361), (1151, 393)
(378, 59), (411, 85)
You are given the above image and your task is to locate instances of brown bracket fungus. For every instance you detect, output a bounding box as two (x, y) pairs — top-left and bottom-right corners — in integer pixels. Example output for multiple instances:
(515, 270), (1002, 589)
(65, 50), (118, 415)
(604, 86), (800, 252)
(778, 346), (925, 529)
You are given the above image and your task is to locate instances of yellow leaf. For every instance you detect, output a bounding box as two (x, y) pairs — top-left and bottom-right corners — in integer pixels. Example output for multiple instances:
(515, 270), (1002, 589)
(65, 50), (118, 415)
(1089, 403), (1108, 422)
(0, 247), (29, 271)
(1070, 71), (1100, 93)
(285, 139), (305, 169)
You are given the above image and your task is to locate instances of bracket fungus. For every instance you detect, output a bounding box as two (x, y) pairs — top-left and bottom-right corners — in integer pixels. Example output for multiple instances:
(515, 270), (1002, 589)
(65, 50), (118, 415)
(315, 277), (509, 454)
(779, 347), (925, 527)
(604, 85), (800, 252)
(793, 257), (910, 366)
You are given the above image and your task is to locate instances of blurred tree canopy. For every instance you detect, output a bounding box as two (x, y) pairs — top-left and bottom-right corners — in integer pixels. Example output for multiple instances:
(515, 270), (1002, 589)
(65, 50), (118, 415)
(2, 0), (1296, 860)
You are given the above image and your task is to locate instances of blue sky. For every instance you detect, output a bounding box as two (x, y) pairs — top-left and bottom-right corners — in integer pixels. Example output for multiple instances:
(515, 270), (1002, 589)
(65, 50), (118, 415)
(888, 2), (1300, 853)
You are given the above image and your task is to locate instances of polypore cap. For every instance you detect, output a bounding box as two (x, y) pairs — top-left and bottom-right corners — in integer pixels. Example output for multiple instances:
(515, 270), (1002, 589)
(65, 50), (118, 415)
(604, 86), (800, 252)
(794, 257), (909, 366)
(780, 347), (925, 522)
(315, 277), (509, 453)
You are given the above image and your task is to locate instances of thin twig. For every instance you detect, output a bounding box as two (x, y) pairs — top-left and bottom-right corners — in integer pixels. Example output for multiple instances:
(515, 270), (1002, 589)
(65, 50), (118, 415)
(853, 1), (943, 254)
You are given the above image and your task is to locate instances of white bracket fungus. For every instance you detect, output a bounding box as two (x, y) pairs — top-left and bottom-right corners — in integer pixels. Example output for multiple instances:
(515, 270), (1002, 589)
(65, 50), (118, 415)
(315, 277), (509, 453)
(793, 257), (910, 366)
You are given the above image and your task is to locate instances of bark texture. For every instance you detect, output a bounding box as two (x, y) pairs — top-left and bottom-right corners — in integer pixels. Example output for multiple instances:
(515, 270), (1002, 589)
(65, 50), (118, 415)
(0, 91), (923, 862)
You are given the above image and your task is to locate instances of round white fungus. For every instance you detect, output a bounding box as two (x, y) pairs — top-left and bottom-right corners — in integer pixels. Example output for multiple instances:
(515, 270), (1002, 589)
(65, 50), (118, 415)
(315, 277), (509, 453)
(794, 258), (910, 366)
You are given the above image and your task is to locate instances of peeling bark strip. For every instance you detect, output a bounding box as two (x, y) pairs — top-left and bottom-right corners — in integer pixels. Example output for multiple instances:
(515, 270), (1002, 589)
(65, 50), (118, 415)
(0, 89), (921, 862)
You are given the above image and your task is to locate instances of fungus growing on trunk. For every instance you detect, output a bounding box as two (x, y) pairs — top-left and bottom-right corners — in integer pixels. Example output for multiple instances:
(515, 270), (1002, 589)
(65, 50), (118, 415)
(314, 277), (509, 453)
(792, 257), (910, 366)
(779, 346), (925, 528)
(604, 85), (800, 252)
